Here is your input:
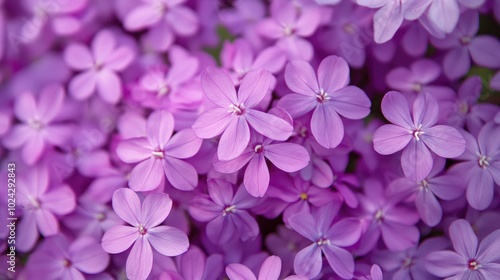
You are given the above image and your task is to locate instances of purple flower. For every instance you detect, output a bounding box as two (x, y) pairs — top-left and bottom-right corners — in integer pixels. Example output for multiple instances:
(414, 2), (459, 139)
(278, 55), (371, 149)
(116, 110), (202, 191)
(289, 203), (362, 279)
(356, 0), (432, 43)
(101, 188), (189, 280)
(189, 179), (259, 244)
(256, 0), (322, 61)
(450, 123), (500, 210)
(192, 67), (293, 161)
(425, 0), (486, 35)
(226, 255), (307, 280)
(17, 164), (76, 252)
(64, 30), (135, 104)
(2, 85), (73, 165)
(373, 91), (466, 181)
(124, 0), (198, 51)
(214, 132), (310, 197)
(387, 157), (465, 226)
(431, 10), (500, 79)
(25, 234), (109, 279)
(426, 219), (500, 279)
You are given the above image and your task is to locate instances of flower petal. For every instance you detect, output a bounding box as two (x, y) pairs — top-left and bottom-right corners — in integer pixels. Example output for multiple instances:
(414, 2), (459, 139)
(264, 143), (309, 172)
(381, 91), (413, 128)
(425, 251), (465, 277)
(373, 124), (412, 155)
(258, 256), (281, 280)
(277, 94), (316, 118)
(218, 117), (250, 161)
(192, 108), (233, 139)
(238, 69), (273, 108)
(284, 60), (318, 96)
(163, 157), (198, 191)
(423, 125), (466, 158)
(124, 4), (162, 30)
(101, 226), (138, 254)
(330, 86), (371, 119)
(141, 193), (172, 228)
(226, 264), (256, 280)
(401, 140), (433, 181)
(112, 188), (141, 226)
(317, 55), (350, 93)
(164, 129), (203, 159)
(148, 226), (189, 256)
(126, 238), (154, 280)
(129, 158), (164, 192)
(69, 71), (97, 100)
(116, 138), (152, 163)
(201, 66), (238, 108)
(146, 110), (174, 148)
(64, 44), (93, 70)
(466, 169), (494, 211)
(245, 109), (293, 141)
(293, 245), (322, 279)
(243, 154), (270, 197)
(322, 245), (355, 279)
(311, 105), (343, 149)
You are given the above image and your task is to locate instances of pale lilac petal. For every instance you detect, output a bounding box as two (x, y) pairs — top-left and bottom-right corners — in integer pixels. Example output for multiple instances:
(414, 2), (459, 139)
(449, 219), (478, 260)
(207, 216), (235, 244)
(416, 189), (442, 227)
(192, 108), (233, 139)
(317, 55), (350, 93)
(381, 222), (419, 251)
(214, 149), (254, 174)
(477, 230), (500, 263)
(164, 129), (202, 159)
(244, 155), (270, 197)
(208, 179), (234, 206)
(166, 6), (198, 35)
(293, 245), (322, 279)
(277, 94), (316, 118)
(401, 140), (433, 181)
(91, 30), (116, 63)
(428, 0), (460, 33)
(148, 226), (189, 256)
(163, 157), (198, 191)
(201, 67), (238, 107)
(467, 169), (494, 210)
(264, 143), (309, 172)
(478, 263), (500, 279)
(252, 46), (286, 74)
(17, 213), (38, 252)
(112, 188), (141, 225)
(322, 246), (355, 279)
(245, 109), (293, 141)
(423, 125), (466, 158)
(279, 36), (314, 61)
(35, 209), (58, 236)
(64, 44), (93, 70)
(146, 110), (174, 148)
(37, 85), (64, 123)
(373, 1), (404, 44)
(356, 0), (390, 8)
(124, 5), (162, 30)
(69, 70), (97, 100)
(143, 20), (174, 51)
(43, 124), (73, 147)
(426, 251), (465, 277)
(294, 6), (321, 36)
(373, 124), (412, 155)
(15, 92), (36, 122)
(129, 158), (164, 191)
(226, 264), (256, 280)
(126, 238), (154, 280)
(412, 92), (438, 128)
(443, 47), (470, 80)
(284, 60), (318, 96)
(218, 117), (250, 161)
(2, 125), (32, 148)
(327, 219), (362, 247)
(381, 91), (413, 128)
(141, 193), (172, 228)
(237, 69), (272, 108)
(430, 174), (464, 200)
(234, 211), (259, 241)
(116, 138), (152, 163)
(179, 247), (206, 280)
(105, 46), (135, 71)
(288, 211), (317, 241)
(71, 238), (109, 274)
(41, 186), (76, 215)
(469, 36), (500, 68)
(330, 86), (371, 119)
(258, 256), (281, 280)
(22, 133), (45, 165)
(311, 105), (343, 149)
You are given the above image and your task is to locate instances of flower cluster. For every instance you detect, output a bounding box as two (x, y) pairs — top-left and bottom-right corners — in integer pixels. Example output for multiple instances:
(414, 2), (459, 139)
(0, 0), (499, 279)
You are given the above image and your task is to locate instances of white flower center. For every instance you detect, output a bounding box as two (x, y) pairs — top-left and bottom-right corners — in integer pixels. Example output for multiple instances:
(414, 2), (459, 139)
(478, 154), (489, 168)
(316, 237), (330, 246)
(228, 103), (245, 115)
(254, 144), (263, 153)
(222, 205), (236, 216)
(152, 150), (164, 158)
(138, 225), (147, 235)
(468, 259), (479, 270)
(316, 88), (331, 103)
(410, 124), (424, 141)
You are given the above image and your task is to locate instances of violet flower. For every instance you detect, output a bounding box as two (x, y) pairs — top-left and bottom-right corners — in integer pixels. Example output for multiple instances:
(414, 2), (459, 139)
(116, 110), (202, 191)
(426, 219), (500, 279)
(289, 203), (362, 279)
(278, 55), (371, 149)
(101, 188), (189, 280)
(226, 255), (307, 280)
(373, 91), (466, 181)
(192, 67), (293, 161)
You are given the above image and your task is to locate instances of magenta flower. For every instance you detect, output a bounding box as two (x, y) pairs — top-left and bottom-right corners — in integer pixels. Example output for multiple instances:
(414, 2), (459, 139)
(101, 188), (189, 280)
(450, 123), (500, 210)
(64, 30), (135, 104)
(214, 132), (310, 197)
(426, 219), (500, 279)
(192, 68), (293, 161)
(373, 91), (466, 181)
(26, 235), (109, 280)
(226, 255), (307, 280)
(356, 0), (432, 43)
(278, 55), (371, 149)
(2, 85), (73, 165)
(116, 110), (202, 191)
(17, 164), (76, 252)
(289, 203), (362, 279)
(189, 179), (259, 244)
